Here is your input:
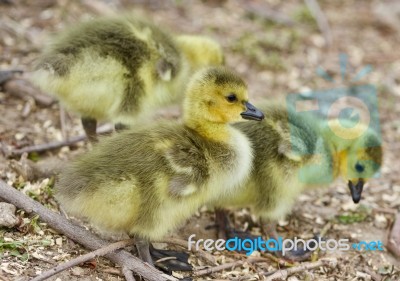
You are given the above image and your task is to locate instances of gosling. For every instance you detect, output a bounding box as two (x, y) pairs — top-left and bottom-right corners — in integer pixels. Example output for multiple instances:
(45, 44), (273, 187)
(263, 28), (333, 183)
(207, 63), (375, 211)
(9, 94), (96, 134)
(54, 67), (264, 265)
(32, 15), (224, 141)
(213, 103), (382, 259)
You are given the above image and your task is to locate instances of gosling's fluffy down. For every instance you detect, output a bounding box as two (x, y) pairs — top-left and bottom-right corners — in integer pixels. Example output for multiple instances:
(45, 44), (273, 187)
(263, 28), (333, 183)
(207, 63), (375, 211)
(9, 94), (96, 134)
(55, 67), (262, 242)
(214, 103), (382, 223)
(32, 15), (223, 127)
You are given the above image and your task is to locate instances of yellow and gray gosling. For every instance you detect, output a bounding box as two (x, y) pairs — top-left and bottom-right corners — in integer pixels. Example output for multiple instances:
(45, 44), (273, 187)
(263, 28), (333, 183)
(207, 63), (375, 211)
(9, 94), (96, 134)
(213, 103), (382, 258)
(32, 15), (223, 141)
(54, 67), (264, 265)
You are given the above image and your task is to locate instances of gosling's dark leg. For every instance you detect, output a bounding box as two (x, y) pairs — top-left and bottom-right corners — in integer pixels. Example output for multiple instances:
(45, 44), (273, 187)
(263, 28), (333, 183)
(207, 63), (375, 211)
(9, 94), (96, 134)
(215, 208), (229, 240)
(81, 117), (97, 143)
(115, 123), (129, 132)
(150, 244), (192, 272)
(215, 209), (258, 241)
(261, 220), (278, 239)
(261, 219), (313, 262)
(135, 236), (153, 266)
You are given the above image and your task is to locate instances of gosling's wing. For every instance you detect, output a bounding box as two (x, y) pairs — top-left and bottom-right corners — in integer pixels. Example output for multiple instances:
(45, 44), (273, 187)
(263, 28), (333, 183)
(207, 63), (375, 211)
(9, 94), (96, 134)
(164, 140), (209, 197)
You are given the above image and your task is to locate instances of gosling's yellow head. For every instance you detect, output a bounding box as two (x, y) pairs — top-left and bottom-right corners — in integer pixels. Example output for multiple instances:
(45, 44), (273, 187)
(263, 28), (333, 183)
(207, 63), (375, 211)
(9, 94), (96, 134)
(183, 67), (264, 125)
(176, 35), (224, 69)
(329, 122), (383, 203)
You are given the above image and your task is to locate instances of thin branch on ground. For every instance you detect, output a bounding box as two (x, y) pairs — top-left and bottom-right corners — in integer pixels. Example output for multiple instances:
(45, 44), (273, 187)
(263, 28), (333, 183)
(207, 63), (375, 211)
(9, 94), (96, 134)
(262, 253), (294, 268)
(194, 260), (246, 277)
(101, 267), (124, 276)
(304, 0), (333, 47)
(0, 180), (177, 281)
(372, 207), (398, 215)
(122, 267), (137, 281)
(240, 0), (295, 26)
(311, 221), (332, 262)
(31, 239), (135, 281)
(4, 124), (113, 157)
(0, 69), (23, 84)
(262, 258), (338, 281)
(363, 267), (383, 281)
(3, 78), (56, 107)
(59, 106), (69, 141)
(228, 252), (294, 267)
(159, 237), (216, 265)
(194, 256), (270, 277)
(388, 212), (400, 258)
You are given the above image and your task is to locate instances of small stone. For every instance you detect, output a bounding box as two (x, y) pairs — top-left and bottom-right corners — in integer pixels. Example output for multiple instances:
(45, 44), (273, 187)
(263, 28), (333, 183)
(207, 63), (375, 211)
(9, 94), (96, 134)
(0, 202), (19, 228)
(382, 193), (398, 202)
(249, 250), (261, 257)
(356, 271), (371, 280)
(55, 237), (63, 246)
(393, 185), (400, 193)
(374, 214), (388, 229)
(172, 271), (184, 279)
(278, 219), (289, 226)
(71, 267), (85, 276)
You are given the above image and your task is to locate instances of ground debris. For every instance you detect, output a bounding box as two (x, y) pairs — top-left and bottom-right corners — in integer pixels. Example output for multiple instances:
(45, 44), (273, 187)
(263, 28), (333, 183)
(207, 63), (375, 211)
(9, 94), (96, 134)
(0, 202), (19, 228)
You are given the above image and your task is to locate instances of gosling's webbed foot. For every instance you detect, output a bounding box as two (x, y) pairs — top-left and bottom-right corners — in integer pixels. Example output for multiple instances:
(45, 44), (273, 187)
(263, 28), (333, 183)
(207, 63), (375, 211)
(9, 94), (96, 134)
(275, 247), (313, 262)
(150, 246), (192, 273)
(273, 235), (322, 262)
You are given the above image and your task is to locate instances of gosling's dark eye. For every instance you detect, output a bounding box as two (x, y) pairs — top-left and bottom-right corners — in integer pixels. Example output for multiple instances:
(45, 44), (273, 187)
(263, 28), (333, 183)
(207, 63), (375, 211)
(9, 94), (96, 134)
(355, 162), (365, 173)
(226, 93), (237, 103)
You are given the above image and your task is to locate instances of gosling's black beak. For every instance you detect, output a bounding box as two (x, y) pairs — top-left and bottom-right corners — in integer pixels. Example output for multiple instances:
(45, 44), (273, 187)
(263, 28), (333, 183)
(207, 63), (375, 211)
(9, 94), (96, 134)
(348, 179), (364, 204)
(241, 102), (264, 121)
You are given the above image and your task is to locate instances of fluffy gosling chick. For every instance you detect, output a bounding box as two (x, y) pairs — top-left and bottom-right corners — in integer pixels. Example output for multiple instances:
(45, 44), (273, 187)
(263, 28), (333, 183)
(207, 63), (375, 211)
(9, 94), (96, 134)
(32, 16), (224, 141)
(213, 103), (382, 257)
(55, 67), (264, 265)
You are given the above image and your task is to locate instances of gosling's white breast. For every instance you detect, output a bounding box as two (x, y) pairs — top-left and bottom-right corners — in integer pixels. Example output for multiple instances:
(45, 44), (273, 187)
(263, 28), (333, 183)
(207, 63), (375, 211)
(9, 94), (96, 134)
(208, 126), (254, 200)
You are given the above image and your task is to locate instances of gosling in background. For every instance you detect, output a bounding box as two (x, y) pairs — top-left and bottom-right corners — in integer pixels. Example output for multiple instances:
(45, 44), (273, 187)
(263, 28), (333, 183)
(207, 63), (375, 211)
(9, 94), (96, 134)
(32, 15), (224, 141)
(213, 103), (382, 260)
(55, 67), (264, 266)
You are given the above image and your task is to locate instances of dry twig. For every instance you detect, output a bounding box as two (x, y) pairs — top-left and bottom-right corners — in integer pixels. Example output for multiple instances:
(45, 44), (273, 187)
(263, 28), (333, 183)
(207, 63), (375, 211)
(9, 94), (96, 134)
(304, 0), (333, 47)
(31, 239), (135, 281)
(262, 257), (338, 281)
(4, 124), (113, 157)
(241, 0), (295, 26)
(311, 221), (332, 262)
(0, 180), (177, 281)
(3, 78), (56, 107)
(372, 207), (398, 215)
(388, 212), (400, 258)
(194, 256), (270, 277)
(363, 267), (382, 281)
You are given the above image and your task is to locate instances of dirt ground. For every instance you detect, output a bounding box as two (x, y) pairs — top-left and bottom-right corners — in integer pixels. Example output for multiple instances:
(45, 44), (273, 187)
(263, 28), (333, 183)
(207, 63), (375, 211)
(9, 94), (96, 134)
(1, 0), (400, 280)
